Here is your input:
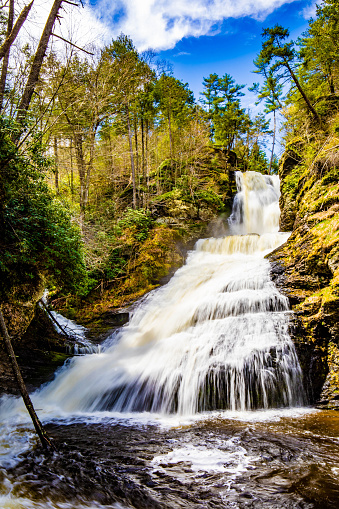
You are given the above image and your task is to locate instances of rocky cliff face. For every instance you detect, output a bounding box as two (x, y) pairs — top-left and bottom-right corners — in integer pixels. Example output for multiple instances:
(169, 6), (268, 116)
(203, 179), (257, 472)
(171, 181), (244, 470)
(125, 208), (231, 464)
(269, 145), (339, 407)
(0, 277), (69, 395)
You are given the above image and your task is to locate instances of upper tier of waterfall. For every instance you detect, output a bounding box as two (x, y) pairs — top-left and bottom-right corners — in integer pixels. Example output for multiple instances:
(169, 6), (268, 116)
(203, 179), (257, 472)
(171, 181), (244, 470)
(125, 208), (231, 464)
(229, 172), (281, 235)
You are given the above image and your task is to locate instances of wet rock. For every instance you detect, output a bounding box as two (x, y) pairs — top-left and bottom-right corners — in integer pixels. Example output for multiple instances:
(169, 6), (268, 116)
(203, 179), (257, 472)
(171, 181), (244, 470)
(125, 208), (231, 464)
(99, 310), (130, 327)
(0, 306), (70, 395)
(319, 343), (339, 407)
(269, 148), (339, 406)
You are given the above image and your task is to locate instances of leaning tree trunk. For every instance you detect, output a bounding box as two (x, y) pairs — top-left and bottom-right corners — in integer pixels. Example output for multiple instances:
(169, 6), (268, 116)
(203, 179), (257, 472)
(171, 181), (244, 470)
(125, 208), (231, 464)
(0, 308), (54, 450)
(126, 108), (137, 209)
(0, 0), (33, 61)
(284, 59), (321, 126)
(0, 0), (14, 111)
(269, 109), (276, 175)
(16, 0), (64, 125)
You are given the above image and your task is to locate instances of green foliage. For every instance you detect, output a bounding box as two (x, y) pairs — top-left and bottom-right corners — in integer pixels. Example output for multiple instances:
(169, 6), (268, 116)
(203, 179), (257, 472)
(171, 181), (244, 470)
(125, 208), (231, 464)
(88, 246), (127, 286)
(255, 24), (321, 124)
(271, 154), (279, 174)
(85, 208), (155, 292)
(154, 74), (194, 128)
(201, 73), (247, 150)
(299, 0), (339, 96)
(153, 189), (182, 202)
(0, 117), (88, 299)
(117, 208), (154, 242)
(321, 165), (339, 186)
(194, 190), (226, 212)
(250, 75), (283, 114)
(255, 25), (295, 76)
(247, 143), (269, 173)
(281, 163), (306, 197)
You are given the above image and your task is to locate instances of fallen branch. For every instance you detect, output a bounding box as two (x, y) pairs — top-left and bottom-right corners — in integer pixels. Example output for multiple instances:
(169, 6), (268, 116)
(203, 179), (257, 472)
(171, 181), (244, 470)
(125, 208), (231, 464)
(39, 298), (70, 338)
(0, 307), (55, 451)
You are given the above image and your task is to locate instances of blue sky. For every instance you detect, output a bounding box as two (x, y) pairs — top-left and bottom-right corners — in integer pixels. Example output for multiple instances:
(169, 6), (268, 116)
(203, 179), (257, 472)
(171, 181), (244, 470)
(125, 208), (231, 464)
(79, 0), (316, 104)
(157, 1), (314, 105)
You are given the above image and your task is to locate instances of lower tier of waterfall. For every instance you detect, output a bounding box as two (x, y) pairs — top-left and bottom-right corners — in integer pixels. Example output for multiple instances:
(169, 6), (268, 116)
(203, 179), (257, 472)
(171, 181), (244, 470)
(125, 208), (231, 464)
(35, 231), (305, 415)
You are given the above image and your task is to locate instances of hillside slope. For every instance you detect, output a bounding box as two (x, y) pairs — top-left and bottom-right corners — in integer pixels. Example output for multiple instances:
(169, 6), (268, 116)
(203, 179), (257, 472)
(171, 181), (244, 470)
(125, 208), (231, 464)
(269, 141), (339, 406)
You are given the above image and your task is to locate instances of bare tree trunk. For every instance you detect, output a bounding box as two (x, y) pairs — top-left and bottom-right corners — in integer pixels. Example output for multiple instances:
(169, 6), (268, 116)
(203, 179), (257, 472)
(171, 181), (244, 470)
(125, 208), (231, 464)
(0, 307), (54, 450)
(70, 137), (74, 201)
(108, 131), (114, 176)
(85, 130), (96, 210)
(0, 1), (33, 60)
(269, 109), (276, 175)
(245, 128), (250, 171)
(127, 108), (137, 209)
(73, 132), (87, 225)
(141, 117), (146, 207)
(16, 0), (64, 124)
(0, 0), (14, 111)
(133, 115), (140, 204)
(145, 119), (150, 207)
(168, 110), (174, 181)
(54, 136), (59, 192)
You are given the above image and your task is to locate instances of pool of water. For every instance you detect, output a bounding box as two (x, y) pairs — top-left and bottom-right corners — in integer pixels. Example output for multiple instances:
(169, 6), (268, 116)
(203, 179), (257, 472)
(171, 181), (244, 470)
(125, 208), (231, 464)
(1, 408), (338, 508)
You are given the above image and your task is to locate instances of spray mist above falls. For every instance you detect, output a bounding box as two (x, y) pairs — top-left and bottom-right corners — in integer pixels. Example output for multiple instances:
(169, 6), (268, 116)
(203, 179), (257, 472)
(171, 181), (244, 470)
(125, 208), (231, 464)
(35, 171), (305, 416)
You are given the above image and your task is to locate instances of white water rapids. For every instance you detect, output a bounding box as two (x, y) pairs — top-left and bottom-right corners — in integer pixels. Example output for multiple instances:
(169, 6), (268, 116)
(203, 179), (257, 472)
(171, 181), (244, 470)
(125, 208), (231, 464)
(27, 171), (305, 416)
(0, 171), (312, 509)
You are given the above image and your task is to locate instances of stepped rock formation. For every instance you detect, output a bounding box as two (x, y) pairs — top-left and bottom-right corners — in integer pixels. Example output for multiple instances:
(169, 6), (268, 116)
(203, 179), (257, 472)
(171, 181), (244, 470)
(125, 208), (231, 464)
(269, 145), (339, 407)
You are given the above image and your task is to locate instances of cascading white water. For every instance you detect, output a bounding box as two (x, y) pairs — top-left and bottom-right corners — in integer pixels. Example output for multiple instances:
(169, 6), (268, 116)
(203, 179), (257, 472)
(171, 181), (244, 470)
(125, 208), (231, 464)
(31, 170), (305, 416)
(229, 171), (281, 235)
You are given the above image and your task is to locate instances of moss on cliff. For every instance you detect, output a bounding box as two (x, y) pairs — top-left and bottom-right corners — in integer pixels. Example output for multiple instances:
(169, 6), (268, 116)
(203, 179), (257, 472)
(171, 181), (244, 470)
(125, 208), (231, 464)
(270, 137), (339, 406)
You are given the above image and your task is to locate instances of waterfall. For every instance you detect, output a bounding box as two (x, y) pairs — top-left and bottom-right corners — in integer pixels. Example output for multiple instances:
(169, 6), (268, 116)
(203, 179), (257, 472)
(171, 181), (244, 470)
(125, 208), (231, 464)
(36, 171), (305, 415)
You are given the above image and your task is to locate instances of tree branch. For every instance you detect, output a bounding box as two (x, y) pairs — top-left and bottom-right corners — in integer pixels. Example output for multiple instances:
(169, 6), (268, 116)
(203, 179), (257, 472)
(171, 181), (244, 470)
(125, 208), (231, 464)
(51, 33), (94, 55)
(0, 1), (34, 60)
(62, 0), (80, 5)
(0, 0), (14, 110)
(16, 0), (64, 126)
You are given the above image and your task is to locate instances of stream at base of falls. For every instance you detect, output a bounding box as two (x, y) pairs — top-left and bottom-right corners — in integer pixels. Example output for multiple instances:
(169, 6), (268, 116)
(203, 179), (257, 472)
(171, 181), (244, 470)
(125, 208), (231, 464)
(1, 171), (339, 508)
(1, 410), (339, 508)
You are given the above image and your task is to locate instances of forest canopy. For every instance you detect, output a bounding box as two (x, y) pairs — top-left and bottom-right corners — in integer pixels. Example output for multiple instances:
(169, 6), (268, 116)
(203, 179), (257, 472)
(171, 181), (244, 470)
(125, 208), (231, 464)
(0, 0), (338, 315)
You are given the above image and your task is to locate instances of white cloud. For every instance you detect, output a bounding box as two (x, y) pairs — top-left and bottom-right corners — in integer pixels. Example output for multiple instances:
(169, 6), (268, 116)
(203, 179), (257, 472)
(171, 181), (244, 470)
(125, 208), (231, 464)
(15, 0), (298, 55)
(173, 51), (191, 56)
(90, 0), (298, 51)
(301, 2), (317, 20)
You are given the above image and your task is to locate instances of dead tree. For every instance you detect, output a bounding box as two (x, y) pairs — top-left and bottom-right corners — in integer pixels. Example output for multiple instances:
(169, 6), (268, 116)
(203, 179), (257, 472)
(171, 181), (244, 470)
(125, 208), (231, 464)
(16, 0), (64, 125)
(0, 1), (34, 60)
(0, 0), (14, 111)
(0, 307), (55, 450)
